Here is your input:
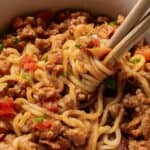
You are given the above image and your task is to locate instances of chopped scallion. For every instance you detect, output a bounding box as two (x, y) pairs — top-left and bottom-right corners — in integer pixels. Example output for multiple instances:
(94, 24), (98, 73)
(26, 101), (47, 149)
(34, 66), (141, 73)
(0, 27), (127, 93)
(22, 72), (33, 84)
(109, 21), (117, 26)
(60, 72), (65, 77)
(44, 55), (48, 62)
(43, 113), (49, 118)
(130, 57), (141, 64)
(104, 76), (116, 90)
(100, 41), (107, 47)
(0, 43), (4, 51)
(13, 37), (20, 44)
(34, 117), (44, 123)
(75, 44), (81, 49)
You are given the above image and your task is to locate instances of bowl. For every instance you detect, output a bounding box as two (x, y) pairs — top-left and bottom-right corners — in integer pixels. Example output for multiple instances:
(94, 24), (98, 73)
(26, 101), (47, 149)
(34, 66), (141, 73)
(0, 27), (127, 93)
(0, 0), (150, 43)
(0, 0), (149, 40)
(0, 0), (139, 24)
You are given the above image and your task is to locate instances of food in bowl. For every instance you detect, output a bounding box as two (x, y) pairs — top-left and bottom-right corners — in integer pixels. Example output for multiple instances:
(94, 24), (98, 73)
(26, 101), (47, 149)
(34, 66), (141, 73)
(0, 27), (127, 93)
(0, 10), (149, 150)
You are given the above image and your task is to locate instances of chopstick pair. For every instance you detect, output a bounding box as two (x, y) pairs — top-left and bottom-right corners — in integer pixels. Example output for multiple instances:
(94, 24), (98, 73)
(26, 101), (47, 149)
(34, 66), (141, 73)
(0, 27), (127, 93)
(103, 0), (150, 64)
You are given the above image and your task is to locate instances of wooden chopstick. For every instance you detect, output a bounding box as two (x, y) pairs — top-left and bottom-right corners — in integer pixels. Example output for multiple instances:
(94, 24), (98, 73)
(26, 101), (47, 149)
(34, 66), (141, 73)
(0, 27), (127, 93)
(108, 0), (150, 48)
(103, 14), (150, 64)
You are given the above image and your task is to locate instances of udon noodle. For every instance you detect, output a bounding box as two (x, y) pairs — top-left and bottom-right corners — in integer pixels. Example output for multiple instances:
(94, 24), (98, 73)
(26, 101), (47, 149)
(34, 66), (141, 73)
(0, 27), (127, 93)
(0, 10), (149, 150)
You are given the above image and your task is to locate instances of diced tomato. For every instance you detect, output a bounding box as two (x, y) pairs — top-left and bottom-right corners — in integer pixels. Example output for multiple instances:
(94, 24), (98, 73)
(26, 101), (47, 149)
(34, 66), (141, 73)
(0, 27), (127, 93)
(43, 102), (58, 113)
(91, 38), (100, 47)
(34, 120), (51, 131)
(20, 55), (38, 72)
(0, 98), (16, 117)
(36, 11), (52, 24)
(135, 47), (150, 62)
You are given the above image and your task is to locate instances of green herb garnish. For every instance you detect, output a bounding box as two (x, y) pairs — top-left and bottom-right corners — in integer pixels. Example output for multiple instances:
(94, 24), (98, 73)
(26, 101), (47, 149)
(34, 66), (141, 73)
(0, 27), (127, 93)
(22, 72), (30, 80)
(34, 114), (48, 122)
(60, 71), (65, 77)
(13, 37), (20, 44)
(109, 21), (117, 26)
(104, 76), (116, 90)
(0, 43), (4, 51)
(34, 117), (44, 123)
(101, 41), (107, 47)
(43, 113), (49, 118)
(130, 57), (141, 64)
(22, 72), (33, 84)
(75, 44), (81, 49)
(44, 55), (48, 62)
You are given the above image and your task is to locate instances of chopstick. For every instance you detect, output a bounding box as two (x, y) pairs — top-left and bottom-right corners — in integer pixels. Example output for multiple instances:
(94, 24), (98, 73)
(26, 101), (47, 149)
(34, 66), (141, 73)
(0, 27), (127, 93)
(108, 0), (150, 48)
(103, 13), (150, 64)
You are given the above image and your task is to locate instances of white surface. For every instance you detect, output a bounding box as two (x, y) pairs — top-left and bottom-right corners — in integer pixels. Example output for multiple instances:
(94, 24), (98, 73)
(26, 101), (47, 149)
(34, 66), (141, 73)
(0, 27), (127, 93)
(0, 0), (149, 41)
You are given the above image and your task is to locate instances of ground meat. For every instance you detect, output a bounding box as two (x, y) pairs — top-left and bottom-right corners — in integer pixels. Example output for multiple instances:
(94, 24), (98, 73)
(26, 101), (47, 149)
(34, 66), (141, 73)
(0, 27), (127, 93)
(3, 35), (24, 50)
(34, 87), (56, 101)
(58, 95), (77, 113)
(38, 120), (88, 149)
(7, 81), (29, 98)
(51, 22), (70, 34)
(37, 120), (70, 150)
(51, 120), (65, 137)
(75, 89), (95, 109)
(64, 128), (88, 147)
(121, 89), (150, 139)
(54, 136), (71, 150)
(95, 23), (115, 39)
(24, 16), (36, 26)
(12, 17), (24, 29)
(35, 26), (49, 38)
(47, 51), (62, 65)
(38, 130), (54, 140)
(117, 15), (125, 24)
(3, 36), (14, 47)
(36, 120), (65, 140)
(123, 89), (150, 108)
(40, 137), (71, 150)
(18, 24), (36, 39)
(35, 38), (51, 52)
(70, 11), (90, 24)
(97, 16), (110, 24)
(122, 108), (150, 139)
(128, 140), (150, 150)
(52, 65), (64, 76)
(35, 18), (46, 28)
(16, 40), (27, 51)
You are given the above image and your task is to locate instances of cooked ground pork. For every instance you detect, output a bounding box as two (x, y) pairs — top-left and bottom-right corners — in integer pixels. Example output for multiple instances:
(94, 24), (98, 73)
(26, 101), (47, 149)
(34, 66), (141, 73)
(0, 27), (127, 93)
(128, 140), (150, 150)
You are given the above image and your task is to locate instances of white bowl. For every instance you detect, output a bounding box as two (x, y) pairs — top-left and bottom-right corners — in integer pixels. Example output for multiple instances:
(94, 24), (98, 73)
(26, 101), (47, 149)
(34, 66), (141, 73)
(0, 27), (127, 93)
(0, 0), (149, 41)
